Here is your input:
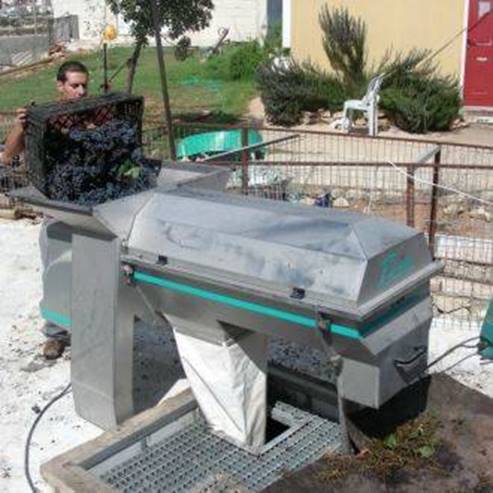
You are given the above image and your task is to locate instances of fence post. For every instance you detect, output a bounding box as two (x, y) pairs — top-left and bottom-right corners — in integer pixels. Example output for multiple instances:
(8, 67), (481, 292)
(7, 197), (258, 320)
(428, 149), (441, 259)
(406, 163), (416, 227)
(241, 126), (249, 195)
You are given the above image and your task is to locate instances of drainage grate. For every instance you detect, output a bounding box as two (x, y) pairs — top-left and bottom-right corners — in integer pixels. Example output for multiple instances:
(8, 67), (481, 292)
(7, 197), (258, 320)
(93, 402), (342, 492)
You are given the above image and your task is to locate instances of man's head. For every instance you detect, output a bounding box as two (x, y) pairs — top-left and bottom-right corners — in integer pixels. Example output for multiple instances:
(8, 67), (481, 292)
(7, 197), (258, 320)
(56, 61), (89, 100)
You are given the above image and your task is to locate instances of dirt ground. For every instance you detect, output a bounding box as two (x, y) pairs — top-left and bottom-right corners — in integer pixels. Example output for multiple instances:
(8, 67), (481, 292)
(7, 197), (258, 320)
(265, 374), (493, 493)
(348, 198), (491, 239)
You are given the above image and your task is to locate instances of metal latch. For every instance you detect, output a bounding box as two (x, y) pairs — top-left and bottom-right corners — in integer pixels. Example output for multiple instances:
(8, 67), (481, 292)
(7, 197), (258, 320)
(290, 287), (306, 300)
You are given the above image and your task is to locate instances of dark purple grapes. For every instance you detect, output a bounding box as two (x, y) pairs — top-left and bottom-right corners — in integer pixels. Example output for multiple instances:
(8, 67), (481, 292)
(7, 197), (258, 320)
(45, 118), (158, 206)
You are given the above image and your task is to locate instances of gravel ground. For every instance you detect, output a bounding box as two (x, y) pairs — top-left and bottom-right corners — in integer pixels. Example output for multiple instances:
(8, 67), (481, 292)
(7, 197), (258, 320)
(0, 219), (491, 492)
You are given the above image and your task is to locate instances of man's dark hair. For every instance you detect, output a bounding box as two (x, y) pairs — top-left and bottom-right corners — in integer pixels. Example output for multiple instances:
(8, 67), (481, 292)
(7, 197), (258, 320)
(56, 61), (89, 82)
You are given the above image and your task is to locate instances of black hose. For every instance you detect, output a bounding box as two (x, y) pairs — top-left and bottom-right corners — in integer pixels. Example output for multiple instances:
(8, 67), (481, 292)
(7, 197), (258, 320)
(24, 383), (72, 493)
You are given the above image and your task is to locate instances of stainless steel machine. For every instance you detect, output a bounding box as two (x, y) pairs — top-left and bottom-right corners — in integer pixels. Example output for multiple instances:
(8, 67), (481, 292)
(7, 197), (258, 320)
(16, 161), (442, 433)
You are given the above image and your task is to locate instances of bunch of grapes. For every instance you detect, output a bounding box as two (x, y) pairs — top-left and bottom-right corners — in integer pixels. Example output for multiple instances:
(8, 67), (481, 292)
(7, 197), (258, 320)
(44, 118), (158, 206)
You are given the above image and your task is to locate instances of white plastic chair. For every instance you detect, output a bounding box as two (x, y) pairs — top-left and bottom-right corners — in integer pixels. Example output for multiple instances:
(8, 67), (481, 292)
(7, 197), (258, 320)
(342, 74), (385, 136)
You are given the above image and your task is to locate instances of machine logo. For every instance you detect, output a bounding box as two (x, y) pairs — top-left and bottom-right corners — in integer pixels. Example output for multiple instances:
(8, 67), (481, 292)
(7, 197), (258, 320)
(378, 251), (414, 289)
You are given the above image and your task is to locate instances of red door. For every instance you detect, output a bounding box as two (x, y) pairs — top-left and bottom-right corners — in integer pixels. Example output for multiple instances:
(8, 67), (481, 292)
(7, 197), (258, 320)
(464, 0), (493, 107)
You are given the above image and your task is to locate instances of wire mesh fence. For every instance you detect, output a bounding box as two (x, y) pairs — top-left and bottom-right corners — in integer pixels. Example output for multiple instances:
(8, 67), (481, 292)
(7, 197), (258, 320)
(0, 113), (27, 209)
(0, 164), (28, 209)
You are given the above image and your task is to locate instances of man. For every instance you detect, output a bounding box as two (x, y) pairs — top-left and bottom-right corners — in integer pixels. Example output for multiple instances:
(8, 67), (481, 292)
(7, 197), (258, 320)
(3, 61), (89, 359)
(3, 61), (89, 164)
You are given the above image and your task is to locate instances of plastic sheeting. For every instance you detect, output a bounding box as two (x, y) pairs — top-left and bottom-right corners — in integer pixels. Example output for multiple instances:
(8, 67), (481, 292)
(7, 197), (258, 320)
(173, 328), (268, 449)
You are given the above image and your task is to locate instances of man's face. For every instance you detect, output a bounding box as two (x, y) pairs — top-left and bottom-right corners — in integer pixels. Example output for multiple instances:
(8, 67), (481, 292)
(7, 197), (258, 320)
(57, 71), (89, 100)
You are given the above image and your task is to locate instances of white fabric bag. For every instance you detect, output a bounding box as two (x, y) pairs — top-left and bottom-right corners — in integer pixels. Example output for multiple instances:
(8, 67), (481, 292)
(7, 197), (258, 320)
(173, 328), (268, 449)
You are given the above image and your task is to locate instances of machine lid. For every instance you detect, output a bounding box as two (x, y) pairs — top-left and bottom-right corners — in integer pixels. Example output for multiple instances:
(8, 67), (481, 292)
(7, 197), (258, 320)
(127, 187), (436, 310)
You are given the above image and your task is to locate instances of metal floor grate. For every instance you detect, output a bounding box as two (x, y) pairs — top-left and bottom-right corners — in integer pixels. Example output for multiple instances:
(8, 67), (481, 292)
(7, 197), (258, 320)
(93, 402), (342, 492)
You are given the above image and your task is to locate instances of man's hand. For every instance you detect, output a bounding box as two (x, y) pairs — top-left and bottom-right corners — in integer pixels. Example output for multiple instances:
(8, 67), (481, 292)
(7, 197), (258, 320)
(15, 107), (28, 129)
(2, 104), (33, 165)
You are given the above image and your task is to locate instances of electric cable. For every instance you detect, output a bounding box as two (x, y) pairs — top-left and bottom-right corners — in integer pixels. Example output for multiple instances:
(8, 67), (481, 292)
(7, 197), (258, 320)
(424, 336), (480, 373)
(381, 10), (491, 83)
(439, 352), (478, 374)
(24, 383), (72, 493)
(386, 160), (493, 206)
(419, 11), (490, 73)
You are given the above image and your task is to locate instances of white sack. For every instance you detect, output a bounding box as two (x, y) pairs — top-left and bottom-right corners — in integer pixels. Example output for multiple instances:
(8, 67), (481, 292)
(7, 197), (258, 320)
(173, 329), (268, 449)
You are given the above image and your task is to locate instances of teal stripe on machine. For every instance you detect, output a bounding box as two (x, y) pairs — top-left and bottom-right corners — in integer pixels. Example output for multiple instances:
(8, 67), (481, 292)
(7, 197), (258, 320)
(41, 308), (72, 328)
(134, 271), (317, 329)
(133, 270), (420, 340)
(330, 324), (363, 340)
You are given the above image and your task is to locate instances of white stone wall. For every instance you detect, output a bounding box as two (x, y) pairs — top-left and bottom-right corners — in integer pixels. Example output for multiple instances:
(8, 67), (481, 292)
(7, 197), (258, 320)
(51, 0), (270, 46)
(188, 0), (268, 46)
(51, 0), (113, 40)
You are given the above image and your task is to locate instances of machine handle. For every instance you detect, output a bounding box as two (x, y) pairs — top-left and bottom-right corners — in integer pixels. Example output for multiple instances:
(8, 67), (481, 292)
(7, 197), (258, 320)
(394, 346), (427, 367)
(394, 345), (427, 382)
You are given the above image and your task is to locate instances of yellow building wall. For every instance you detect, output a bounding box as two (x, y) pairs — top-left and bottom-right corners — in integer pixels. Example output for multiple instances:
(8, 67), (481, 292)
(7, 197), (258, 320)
(291, 0), (466, 77)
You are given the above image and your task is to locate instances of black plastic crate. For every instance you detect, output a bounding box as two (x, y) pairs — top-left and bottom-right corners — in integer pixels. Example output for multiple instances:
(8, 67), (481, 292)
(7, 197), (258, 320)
(25, 93), (144, 194)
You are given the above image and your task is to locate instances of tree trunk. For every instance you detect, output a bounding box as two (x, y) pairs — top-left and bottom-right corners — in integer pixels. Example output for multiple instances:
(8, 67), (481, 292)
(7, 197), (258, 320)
(126, 41), (142, 94)
(150, 0), (176, 160)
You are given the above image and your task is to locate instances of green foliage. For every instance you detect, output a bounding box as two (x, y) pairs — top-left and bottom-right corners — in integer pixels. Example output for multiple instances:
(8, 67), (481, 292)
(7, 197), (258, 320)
(258, 5), (461, 131)
(105, 0), (214, 45)
(229, 41), (266, 80)
(377, 49), (434, 89)
(417, 445), (435, 459)
(380, 76), (461, 133)
(118, 160), (141, 179)
(317, 413), (442, 484)
(0, 47), (256, 122)
(384, 433), (398, 449)
(174, 36), (192, 61)
(319, 6), (367, 95)
(263, 21), (283, 56)
(256, 60), (346, 126)
(373, 48), (461, 132)
(205, 41), (270, 81)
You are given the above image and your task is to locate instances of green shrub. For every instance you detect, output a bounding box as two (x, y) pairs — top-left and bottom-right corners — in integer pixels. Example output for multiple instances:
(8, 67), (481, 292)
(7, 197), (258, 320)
(204, 48), (233, 80)
(259, 6), (462, 132)
(174, 36), (192, 61)
(205, 41), (266, 81)
(263, 21), (283, 56)
(380, 77), (461, 133)
(229, 41), (266, 80)
(256, 60), (346, 126)
(319, 5), (367, 95)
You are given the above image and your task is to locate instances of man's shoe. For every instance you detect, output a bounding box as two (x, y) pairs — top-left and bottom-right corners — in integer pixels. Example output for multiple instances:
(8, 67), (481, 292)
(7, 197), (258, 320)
(43, 339), (67, 360)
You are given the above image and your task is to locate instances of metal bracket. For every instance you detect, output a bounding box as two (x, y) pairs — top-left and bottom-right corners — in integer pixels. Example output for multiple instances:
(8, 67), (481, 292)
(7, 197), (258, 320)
(315, 310), (338, 362)
(290, 287), (306, 300)
(122, 263), (135, 286)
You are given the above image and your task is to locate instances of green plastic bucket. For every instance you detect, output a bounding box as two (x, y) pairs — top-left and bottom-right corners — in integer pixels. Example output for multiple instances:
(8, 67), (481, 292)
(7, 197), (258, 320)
(176, 129), (264, 161)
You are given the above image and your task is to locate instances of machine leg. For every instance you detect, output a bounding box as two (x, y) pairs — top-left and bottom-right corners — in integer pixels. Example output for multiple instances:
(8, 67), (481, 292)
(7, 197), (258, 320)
(336, 375), (352, 454)
(315, 325), (352, 454)
(71, 233), (135, 430)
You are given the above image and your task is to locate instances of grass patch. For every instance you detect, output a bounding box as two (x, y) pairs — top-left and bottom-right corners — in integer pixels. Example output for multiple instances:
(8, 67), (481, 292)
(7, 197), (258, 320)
(319, 413), (443, 484)
(0, 46), (257, 121)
